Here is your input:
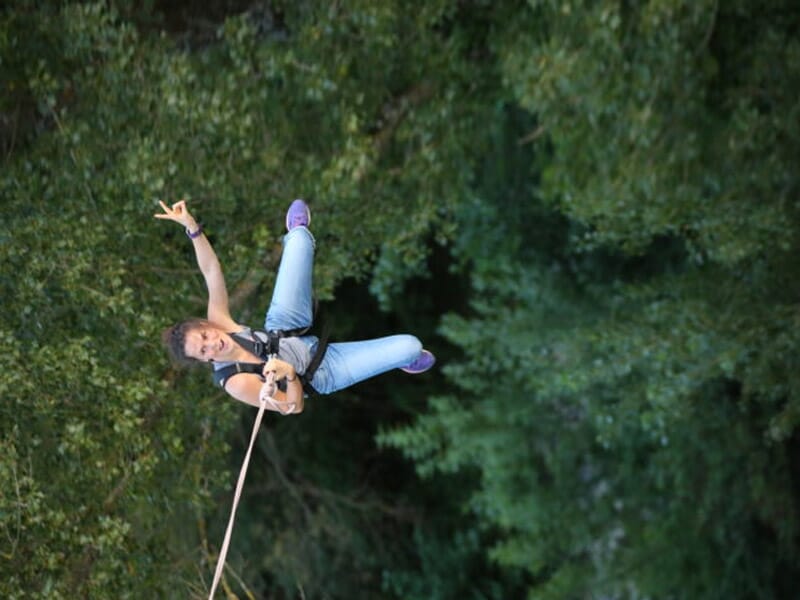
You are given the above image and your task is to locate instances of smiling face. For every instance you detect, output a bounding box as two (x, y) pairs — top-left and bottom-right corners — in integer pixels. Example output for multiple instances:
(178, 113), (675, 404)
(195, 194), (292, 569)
(183, 324), (234, 362)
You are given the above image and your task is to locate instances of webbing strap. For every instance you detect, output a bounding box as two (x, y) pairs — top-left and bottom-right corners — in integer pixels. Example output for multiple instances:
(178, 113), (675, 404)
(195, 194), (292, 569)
(207, 370), (275, 599)
(231, 327), (309, 361)
(215, 334), (329, 395)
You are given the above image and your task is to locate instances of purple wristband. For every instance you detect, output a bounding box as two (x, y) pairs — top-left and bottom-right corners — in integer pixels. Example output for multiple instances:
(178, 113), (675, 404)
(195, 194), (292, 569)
(186, 225), (203, 239)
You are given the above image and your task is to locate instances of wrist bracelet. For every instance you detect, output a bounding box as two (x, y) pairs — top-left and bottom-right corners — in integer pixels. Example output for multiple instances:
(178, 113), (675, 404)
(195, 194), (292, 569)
(186, 225), (203, 239)
(286, 375), (296, 382)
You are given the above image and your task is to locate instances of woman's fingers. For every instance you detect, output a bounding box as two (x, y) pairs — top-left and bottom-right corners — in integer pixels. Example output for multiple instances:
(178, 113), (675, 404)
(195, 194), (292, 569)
(154, 199), (188, 214)
(154, 200), (171, 219)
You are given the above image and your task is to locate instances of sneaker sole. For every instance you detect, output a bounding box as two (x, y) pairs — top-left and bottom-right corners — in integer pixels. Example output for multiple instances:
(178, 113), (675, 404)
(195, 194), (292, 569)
(286, 200), (311, 231)
(401, 350), (436, 374)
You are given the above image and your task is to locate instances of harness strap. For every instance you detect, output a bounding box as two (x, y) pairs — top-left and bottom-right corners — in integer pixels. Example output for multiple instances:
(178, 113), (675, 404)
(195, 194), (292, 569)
(230, 327), (312, 360)
(213, 362), (264, 390)
(231, 329), (281, 360)
(301, 333), (328, 388)
(213, 333), (329, 395)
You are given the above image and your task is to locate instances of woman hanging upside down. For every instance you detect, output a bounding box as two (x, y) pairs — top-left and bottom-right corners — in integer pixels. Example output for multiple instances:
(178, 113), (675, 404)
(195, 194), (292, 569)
(156, 199), (435, 415)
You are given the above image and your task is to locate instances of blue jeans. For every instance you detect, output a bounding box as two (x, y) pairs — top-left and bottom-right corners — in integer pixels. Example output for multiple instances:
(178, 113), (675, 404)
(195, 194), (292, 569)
(264, 227), (422, 394)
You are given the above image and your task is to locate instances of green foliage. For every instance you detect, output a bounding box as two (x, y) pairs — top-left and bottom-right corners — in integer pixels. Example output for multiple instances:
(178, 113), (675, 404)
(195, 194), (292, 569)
(498, 0), (800, 264)
(384, 2), (800, 595)
(385, 205), (800, 597)
(3, 0), (799, 597)
(0, 0), (504, 596)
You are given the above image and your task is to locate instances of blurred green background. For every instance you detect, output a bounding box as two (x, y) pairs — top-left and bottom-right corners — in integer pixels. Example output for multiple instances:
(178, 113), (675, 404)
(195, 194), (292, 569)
(1, 1), (799, 598)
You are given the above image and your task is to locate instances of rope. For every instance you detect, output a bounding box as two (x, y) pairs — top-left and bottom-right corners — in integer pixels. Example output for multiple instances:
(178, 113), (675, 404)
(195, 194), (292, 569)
(207, 367), (278, 599)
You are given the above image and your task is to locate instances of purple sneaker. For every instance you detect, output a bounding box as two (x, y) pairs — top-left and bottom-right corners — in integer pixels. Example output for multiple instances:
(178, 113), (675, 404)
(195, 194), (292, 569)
(286, 199), (311, 231)
(401, 349), (436, 374)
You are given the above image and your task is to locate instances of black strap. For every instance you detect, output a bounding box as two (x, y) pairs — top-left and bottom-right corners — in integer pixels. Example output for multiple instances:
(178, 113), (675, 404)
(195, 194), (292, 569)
(230, 330), (278, 360)
(230, 327), (313, 359)
(299, 330), (329, 393)
(212, 361), (265, 390)
(213, 329), (330, 396)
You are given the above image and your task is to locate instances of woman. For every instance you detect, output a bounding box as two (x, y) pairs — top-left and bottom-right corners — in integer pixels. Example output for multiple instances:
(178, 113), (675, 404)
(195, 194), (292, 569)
(157, 199), (435, 415)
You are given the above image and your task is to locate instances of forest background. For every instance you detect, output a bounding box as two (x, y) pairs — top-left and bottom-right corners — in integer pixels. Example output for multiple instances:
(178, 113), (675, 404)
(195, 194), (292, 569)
(1, 1), (799, 598)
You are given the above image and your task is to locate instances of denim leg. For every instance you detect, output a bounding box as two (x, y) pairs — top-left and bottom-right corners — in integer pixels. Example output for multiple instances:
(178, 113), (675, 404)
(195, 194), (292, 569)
(310, 334), (423, 394)
(265, 226), (315, 332)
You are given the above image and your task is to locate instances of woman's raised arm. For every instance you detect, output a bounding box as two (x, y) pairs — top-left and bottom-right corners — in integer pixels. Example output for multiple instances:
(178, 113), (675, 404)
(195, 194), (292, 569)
(154, 200), (238, 330)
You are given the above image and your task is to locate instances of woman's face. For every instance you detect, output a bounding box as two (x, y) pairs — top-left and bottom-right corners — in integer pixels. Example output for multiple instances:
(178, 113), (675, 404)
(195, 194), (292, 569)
(183, 325), (234, 362)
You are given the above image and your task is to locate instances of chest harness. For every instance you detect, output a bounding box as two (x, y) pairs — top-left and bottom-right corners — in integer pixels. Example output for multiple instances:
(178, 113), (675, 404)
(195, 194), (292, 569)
(212, 327), (328, 395)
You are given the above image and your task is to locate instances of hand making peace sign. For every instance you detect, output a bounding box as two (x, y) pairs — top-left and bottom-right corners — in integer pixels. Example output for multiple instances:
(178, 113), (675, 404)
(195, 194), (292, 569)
(154, 199), (198, 231)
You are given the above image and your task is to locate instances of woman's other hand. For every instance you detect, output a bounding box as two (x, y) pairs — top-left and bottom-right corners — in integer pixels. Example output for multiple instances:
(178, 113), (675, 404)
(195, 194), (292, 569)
(263, 357), (297, 382)
(259, 373), (297, 415)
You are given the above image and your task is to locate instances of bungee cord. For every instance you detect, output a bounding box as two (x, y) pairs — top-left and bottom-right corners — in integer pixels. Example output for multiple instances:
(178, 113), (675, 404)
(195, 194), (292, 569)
(207, 357), (291, 599)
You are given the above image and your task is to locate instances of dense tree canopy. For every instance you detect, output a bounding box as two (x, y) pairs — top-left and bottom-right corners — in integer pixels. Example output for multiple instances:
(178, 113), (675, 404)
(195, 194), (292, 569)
(1, 1), (798, 598)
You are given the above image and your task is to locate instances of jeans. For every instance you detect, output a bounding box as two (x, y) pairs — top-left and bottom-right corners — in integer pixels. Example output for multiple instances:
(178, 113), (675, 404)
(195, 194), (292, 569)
(264, 227), (422, 394)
